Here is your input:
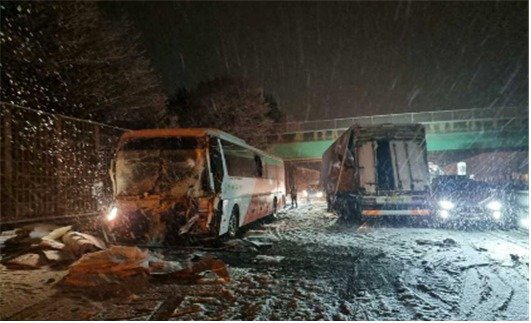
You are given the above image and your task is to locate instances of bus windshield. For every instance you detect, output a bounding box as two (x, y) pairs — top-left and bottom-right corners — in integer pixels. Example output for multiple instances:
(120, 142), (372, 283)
(115, 137), (206, 197)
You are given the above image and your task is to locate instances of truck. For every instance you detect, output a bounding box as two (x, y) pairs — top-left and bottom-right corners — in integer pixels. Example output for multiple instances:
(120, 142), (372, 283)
(320, 123), (431, 222)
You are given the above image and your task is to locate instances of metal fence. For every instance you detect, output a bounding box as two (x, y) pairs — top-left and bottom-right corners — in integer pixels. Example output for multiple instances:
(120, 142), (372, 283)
(1, 103), (127, 224)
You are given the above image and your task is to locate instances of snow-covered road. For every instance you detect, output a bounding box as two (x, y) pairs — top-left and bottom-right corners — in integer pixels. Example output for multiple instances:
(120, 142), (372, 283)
(214, 201), (529, 320)
(2, 202), (528, 320)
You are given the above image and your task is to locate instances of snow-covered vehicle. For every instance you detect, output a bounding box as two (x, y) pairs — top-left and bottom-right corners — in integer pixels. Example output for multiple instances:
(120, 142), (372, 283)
(431, 175), (517, 229)
(320, 123), (431, 222)
(104, 128), (286, 244)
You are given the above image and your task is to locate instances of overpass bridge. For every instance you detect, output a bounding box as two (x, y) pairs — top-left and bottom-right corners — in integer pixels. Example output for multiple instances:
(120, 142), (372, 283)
(267, 107), (528, 161)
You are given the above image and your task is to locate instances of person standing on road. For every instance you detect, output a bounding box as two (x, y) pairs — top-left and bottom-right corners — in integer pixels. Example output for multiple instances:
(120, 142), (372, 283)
(290, 185), (298, 208)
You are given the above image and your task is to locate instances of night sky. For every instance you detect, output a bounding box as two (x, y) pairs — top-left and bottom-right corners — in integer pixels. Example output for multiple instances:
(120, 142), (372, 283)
(103, 1), (528, 121)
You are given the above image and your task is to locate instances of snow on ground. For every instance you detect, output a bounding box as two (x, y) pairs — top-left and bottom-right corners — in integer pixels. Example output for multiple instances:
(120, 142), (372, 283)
(1, 201), (528, 320)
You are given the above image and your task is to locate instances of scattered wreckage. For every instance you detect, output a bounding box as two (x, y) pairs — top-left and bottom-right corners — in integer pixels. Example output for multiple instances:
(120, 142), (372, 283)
(104, 128), (286, 244)
(1, 224), (105, 269)
(0, 224), (231, 292)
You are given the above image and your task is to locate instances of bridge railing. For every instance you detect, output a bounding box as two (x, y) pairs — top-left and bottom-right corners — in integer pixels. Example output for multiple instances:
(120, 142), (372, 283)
(280, 107), (527, 134)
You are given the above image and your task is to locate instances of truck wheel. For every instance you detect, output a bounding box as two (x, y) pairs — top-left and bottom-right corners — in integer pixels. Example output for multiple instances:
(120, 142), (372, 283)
(336, 198), (362, 225)
(350, 199), (363, 225)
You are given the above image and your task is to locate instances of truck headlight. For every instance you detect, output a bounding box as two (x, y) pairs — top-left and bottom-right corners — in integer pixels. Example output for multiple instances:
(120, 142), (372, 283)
(106, 206), (118, 221)
(486, 200), (502, 211)
(438, 200), (454, 210)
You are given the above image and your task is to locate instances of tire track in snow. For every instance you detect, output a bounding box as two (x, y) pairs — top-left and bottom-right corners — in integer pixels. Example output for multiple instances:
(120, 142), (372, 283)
(489, 267), (526, 320)
(485, 230), (529, 249)
(252, 205), (528, 320)
(459, 253), (520, 320)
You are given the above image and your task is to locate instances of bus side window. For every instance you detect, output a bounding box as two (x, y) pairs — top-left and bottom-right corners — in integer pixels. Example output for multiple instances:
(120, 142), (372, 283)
(254, 155), (263, 178)
(209, 138), (224, 192)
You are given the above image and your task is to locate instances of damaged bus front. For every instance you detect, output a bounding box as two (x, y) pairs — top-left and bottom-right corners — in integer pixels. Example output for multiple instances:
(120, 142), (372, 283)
(104, 129), (285, 244)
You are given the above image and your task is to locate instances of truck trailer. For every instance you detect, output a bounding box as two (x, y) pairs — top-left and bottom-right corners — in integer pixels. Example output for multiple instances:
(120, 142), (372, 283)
(320, 123), (431, 222)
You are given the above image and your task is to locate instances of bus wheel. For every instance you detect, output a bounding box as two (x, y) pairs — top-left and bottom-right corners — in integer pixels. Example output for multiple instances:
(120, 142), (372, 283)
(227, 207), (239, 239)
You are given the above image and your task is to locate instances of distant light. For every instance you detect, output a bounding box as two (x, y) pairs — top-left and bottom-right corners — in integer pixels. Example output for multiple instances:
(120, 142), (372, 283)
(302, 190), (308, 197)
(315, 191), (324, 198)
(106, 207), (118, 221)
(438, 200), (454, 210)
(487, 200), (502, 211)
(492, 210), (502, 220)
(457, 161), (467, 175)
(439, 209), (450, 219)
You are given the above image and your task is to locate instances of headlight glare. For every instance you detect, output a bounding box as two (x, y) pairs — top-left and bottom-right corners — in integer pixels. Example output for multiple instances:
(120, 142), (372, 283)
(438, 200), (454, 210)
(486, 200), (502, 211)
(106, 206), (118, 221)
(315, 191), (323, 198)
(302, 190), (308, 197)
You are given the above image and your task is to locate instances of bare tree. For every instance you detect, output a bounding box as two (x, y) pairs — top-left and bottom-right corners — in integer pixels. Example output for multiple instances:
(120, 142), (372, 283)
(168, 77), (278, 148)
(1, 1), (167, 128)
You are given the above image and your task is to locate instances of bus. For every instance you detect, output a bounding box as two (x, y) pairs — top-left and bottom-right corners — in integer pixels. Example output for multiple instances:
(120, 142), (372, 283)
(104, 128), (286, 244)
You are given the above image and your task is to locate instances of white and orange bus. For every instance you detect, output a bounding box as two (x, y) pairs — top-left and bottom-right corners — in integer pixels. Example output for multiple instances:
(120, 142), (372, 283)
(104, 128), (285, 243)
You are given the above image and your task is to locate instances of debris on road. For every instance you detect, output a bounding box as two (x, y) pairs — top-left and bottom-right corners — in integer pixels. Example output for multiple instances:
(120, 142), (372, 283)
(62, 246), (150, 287)
(3, 253), (44, 269)
(1, 224), (106, 269)
(150, 256), (230, 284)
(415, 238), (457, 247)
(245, 239), (274, 249)
(42, 249), (74, 263)
(62, 245), (230, 290)
(43, 225), (73, 241)
(1, 223), (231, 298)
(221, 239), (258, 252)
(62, 231), (106, 257)
(254, 255), (285, 263)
